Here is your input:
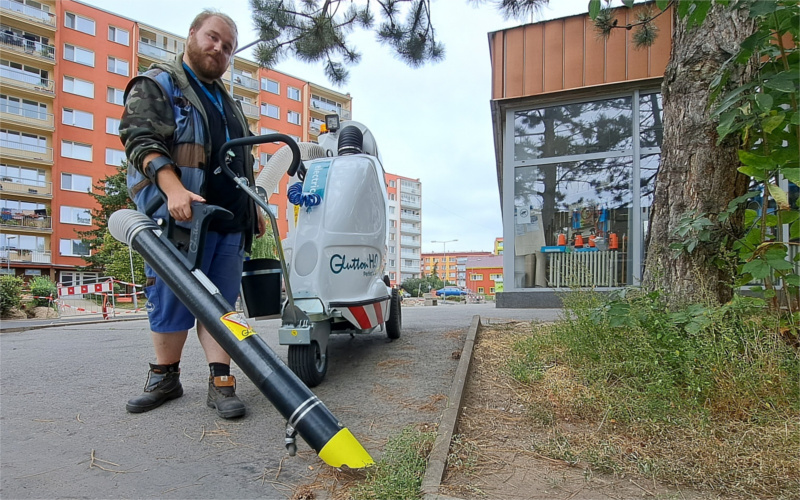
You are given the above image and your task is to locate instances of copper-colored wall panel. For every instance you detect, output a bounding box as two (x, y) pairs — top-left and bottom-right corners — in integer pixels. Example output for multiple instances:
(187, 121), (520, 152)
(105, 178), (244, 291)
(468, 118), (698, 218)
(584, 24), (606, 87)
(493, 5), (673, 101)
(650, 8), (673, 76)
(505, 27), (526, 98)
(523, 24), (544, 96)
(605, 18), (627, 83)
(563, 16), (585, 89)
(543, 20), (564, 92)
(490, 32), (505, 100)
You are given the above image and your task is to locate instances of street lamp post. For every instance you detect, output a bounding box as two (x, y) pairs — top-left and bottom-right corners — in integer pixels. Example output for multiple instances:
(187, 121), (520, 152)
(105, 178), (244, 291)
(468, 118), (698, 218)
(431, 239), (457, 289)
(5, 235), (17, 272)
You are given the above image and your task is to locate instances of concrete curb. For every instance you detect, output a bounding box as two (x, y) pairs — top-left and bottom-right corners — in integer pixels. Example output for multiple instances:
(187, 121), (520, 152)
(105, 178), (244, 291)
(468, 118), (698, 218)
(421, 314), (481, 500)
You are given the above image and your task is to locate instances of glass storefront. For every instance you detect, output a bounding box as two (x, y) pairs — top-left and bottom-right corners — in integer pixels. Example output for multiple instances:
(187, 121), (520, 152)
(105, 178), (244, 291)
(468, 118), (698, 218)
(505, 91), (663, 289)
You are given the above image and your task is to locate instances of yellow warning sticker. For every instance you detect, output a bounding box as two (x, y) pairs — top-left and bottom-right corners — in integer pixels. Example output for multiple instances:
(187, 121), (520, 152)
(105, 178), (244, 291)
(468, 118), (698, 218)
(221, 312), (255, 341)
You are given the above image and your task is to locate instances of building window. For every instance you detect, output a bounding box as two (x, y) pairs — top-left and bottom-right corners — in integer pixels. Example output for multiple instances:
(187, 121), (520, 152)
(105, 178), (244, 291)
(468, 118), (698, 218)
(261, 103), (279, 119)
(490, 273), (502, 280)
(63, 76), (94, 98)
(470, 274), (483, 281)
(60, 238), (90, 257)
(61, 140), (92, 161)
(477, 287), (484, 294)
(61, 173), (92, 193)
(0, 164), (46, 186)
(259, 152), (273, 165)
(105, 148), (125, 166)
(60, 206), (92, 226)
(260, 127), (277, 135)
(65, 12), (95, 35)
(389, 180), (395, 187)
(0, 95), (47, 120)
(389, 259), (395, 267)
(1, 129), (46, 153)
(261, 78), (279, 94)
(63, 44), (94, 67)
(107, 87), (124, 105)
(62, 108), (93, 130)
(107, 56), (129, 76)
(106, 117), (120, 135)
(289, 134), (301, 143)
(108, 26), (129, 45)
(287, 110), (301, 125)
(287, 86), (301, 101)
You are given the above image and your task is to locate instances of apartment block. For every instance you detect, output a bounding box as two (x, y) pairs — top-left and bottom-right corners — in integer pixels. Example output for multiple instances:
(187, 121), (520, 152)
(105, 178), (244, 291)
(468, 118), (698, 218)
(384, 173), (421, 287)
(421, 250), (493, 289)
(0, 0), (355, 287)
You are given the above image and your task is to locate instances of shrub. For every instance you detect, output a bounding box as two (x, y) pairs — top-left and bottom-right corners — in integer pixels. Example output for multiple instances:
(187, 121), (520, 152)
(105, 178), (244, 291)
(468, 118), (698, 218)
(0, 275), (24, 316)
(29, 276), (57, 308)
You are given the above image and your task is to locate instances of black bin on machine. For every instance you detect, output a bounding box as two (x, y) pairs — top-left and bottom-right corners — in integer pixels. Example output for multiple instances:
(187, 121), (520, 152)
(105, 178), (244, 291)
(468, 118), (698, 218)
(240, 258), (282, 318)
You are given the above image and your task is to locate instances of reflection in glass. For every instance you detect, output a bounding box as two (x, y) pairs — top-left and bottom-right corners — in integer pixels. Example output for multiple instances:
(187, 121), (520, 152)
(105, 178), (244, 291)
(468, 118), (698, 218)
(513, 158), (633, 288)
(640, 93), (664, 148)
(514, 97), (632, 161)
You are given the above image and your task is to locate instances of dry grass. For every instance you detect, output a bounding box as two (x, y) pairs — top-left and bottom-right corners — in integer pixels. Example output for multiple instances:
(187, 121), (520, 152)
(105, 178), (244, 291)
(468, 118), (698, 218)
(447, 322), (800, 499)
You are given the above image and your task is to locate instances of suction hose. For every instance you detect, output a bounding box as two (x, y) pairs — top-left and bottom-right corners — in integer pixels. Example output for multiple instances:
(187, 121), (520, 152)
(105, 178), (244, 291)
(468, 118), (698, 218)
(108, 209), (374, 469)
(256, 143), (326, 197)
(337, 125), (364, 156)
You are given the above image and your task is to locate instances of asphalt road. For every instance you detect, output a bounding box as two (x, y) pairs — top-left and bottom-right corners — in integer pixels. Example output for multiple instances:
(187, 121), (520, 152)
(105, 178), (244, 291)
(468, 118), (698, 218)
(0, 302), (560, 499)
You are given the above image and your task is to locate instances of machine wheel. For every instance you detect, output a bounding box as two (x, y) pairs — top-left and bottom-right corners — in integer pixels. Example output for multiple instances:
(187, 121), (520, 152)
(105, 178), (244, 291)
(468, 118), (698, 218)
(386, 289), (402, 340)
(288, 341), (328, 387)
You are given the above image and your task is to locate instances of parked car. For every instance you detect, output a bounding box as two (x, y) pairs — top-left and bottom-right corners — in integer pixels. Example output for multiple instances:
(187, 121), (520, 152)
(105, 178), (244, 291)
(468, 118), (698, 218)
(435, 287), (467, 297)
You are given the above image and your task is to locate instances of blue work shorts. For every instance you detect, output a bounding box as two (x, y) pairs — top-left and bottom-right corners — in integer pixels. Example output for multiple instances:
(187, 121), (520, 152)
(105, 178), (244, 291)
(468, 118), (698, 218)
(144, 231), (244, 333)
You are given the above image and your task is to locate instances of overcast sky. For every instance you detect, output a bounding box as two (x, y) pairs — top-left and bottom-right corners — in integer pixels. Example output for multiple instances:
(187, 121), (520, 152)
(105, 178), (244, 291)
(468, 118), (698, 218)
(82, 0), (613, 253)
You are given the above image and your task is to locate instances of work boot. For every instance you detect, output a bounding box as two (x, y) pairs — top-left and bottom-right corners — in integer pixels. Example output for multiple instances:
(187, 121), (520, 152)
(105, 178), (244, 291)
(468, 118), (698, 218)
(207, 375), (246, 419)
(126, 363), (183, 413)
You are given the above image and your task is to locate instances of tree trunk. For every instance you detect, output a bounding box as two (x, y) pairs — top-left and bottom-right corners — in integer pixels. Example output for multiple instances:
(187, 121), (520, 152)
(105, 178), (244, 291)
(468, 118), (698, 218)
(641, 4), (756, 307)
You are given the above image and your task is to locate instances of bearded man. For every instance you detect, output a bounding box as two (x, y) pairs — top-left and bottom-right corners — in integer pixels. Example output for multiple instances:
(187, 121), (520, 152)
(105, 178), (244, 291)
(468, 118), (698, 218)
(119, 10), (265, 419)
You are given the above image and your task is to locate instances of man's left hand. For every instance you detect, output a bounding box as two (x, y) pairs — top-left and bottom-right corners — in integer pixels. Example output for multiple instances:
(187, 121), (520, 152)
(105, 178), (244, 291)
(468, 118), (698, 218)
(257, 214), (267, 238)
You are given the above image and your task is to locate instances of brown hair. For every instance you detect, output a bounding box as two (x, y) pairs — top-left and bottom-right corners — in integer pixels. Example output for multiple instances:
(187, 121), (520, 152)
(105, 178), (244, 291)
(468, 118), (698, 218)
(189, 9), (238, 47)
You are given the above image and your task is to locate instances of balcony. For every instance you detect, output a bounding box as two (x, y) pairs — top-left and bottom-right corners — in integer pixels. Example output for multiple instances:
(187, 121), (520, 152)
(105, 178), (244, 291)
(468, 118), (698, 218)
(237, 100), (259, 119)
(0, 140), (53, 163)
(400, 197), (420, 209)
(400, 211), (420, 221)
(229, 73), (258, 92)
(400, 265), (420, 274)
(0, 104), (54, 130)
(0, 248), (51, 264)
(137, 42), (175, 61)
(0, 176), (52, 197)
(0, 67), (54, 95)
(0, 29), (56, 62)
(310, 99), (352, 120)
(0, 0), (56, 28)
(0, 210), (52, 231)
(400, 184), (421, 196)
(400, 224), (420, 235)
(400, 238), (420, 247)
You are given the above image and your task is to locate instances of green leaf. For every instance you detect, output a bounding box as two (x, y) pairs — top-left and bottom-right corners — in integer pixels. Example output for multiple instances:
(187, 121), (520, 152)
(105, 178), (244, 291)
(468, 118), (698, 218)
(622, 0), (635, 7)
(791, 221), (799, 240)
(738, 165), (767, 181)
(738, 150), (775, 170)
(754, 92), (773, 111)
(765, 74), (798, 93)
(588, 0), (602, 19)
(790, 112), (800, 125)
(769, 184), (790, 210)
(785, 275), (800, 287)
(780, 167), (799, 185)
(655, 0), (670, 10)
(742, 259), (771, 279)
(762, 112), (786, 134)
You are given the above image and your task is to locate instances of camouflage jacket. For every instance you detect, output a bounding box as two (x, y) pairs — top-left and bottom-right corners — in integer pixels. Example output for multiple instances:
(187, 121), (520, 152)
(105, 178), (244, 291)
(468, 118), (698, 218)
(119, 54), (257, 247)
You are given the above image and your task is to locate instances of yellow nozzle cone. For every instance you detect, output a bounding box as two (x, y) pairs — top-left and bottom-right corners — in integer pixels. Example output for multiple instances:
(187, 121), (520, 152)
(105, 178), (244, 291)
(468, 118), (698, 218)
(318, 428), (374, 468)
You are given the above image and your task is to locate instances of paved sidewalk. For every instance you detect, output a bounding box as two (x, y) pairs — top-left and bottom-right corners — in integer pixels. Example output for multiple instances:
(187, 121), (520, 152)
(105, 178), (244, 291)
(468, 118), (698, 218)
(0, 311), (149, 333)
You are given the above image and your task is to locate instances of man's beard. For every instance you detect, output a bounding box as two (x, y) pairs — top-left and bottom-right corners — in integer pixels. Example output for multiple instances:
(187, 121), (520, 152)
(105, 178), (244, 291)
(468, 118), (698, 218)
(186, 35), (227, 81)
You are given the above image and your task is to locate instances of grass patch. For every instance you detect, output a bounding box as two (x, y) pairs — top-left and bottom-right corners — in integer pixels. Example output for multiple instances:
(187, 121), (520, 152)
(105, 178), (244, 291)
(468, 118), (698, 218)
(349, 426), (435, 500)
(507, 290), (800, 498)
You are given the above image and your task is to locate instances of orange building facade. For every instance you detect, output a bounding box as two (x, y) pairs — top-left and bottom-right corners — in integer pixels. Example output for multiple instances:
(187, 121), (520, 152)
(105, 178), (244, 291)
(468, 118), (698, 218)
(0, 0), (354, 287)
(488, 3), (673, 307)
(465, 254), (503, 297)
